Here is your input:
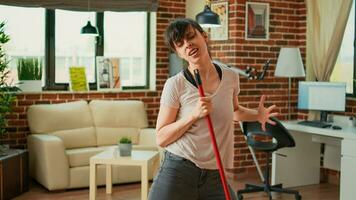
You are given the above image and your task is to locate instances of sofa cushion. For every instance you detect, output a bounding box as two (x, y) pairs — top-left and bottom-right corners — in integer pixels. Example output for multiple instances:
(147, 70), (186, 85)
(28, 100), (94, 133)
(96, 127), (140, 146)
(89, 100), (148, 146)
(27, 100), (96, 149)
(89, 100), (148, 128)
(53, 127), (97, 149)
(66, 146), (113, 168)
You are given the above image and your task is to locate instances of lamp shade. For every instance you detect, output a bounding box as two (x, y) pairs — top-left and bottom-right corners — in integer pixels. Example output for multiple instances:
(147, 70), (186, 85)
(195, 5), (221, 28)
(275, 47), (305, 77)
(81, 21), (98, 36)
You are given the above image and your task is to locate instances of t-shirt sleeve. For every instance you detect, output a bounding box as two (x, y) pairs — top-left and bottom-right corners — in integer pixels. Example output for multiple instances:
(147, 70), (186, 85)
(233, 73), (240, 96)
(160, 77), (180, 109)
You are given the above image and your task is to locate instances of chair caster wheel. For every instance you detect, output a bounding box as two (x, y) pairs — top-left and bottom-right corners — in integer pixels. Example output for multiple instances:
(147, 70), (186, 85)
(237, 194), (243, 200)
(295, 194), (302, 200)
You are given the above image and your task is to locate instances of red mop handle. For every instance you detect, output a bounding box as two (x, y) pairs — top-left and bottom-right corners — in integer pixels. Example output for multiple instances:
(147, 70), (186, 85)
(193, 69), (231, 200)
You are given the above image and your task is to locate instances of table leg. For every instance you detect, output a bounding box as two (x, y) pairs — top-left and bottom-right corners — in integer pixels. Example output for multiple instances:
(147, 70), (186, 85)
(89, 161), (97, 200)
(141, 163), (148, 200)
(106, 164), (112, 194)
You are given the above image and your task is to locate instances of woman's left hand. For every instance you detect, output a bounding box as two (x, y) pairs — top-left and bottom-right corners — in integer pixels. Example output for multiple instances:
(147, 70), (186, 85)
(257, 95), (279, 131)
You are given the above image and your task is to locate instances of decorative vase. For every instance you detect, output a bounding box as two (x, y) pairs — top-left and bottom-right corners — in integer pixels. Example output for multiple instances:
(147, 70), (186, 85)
(119, 143), (132, 156)
(19, 80), (42, 92)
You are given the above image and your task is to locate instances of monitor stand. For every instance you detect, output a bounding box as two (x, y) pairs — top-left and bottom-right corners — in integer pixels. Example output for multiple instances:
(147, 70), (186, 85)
(320, 111), (329, 123)
(297, 111), (332, 128)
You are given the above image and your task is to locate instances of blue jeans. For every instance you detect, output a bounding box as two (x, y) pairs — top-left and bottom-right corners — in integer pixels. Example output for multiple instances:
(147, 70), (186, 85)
(148, 151), (237, 200)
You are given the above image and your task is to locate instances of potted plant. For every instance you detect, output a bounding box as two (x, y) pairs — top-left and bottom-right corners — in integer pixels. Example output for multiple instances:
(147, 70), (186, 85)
(118, 137), (132, 156)
(17, 57), (43, 92)
(0, 21), (19, 155)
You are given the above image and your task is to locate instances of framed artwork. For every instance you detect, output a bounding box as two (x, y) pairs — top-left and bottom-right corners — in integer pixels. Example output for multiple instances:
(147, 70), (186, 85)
(245, 2), (270, 40)
(69, 67), (89, 91)
(210, 1), (229, 41)
(96, 57), (121, 90)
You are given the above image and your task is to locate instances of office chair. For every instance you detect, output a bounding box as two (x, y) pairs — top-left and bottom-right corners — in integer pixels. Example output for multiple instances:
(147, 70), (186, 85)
(237, 117), (302, 200)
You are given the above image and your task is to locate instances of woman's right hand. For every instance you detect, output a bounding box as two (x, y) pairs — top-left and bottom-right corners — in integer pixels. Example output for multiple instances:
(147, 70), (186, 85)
(191, 97), (212, 120)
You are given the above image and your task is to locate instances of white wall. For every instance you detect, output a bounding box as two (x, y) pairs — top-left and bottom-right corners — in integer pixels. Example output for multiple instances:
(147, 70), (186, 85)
(185, 0), (205, 19)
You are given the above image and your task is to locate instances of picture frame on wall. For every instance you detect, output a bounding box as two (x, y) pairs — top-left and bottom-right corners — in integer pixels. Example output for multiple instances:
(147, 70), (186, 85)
(210, 1), (229, 41)
(245, 2), (270, 40)
(96, 57), (121, 91)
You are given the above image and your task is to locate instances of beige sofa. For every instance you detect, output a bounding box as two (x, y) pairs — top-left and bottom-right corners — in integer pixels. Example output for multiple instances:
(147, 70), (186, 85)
(27, 100), (158, 191)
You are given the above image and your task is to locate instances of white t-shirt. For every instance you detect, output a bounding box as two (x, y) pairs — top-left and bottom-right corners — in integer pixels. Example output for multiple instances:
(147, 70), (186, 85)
(160, 65), (240, 170)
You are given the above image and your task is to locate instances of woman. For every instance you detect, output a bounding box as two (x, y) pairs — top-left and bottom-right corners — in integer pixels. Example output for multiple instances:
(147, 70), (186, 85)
(148, 18), (278, 200)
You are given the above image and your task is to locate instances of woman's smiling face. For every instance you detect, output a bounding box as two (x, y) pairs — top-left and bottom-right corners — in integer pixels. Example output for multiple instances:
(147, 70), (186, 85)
(173, 25), (209, 65)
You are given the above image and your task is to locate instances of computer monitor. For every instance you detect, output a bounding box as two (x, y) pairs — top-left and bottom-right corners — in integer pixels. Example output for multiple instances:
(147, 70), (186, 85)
(298, 81), (346, 122)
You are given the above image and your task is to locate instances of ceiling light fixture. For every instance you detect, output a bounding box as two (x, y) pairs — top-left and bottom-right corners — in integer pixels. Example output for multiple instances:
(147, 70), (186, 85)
(195, 0), (221, 28)
(81, 0), (98, 36)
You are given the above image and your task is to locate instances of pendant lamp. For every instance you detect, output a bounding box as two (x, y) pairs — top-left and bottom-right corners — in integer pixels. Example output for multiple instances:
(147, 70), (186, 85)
(195, 0), (221, 28)
(81, 21), (98, 35)
(81, 0), (98, 36)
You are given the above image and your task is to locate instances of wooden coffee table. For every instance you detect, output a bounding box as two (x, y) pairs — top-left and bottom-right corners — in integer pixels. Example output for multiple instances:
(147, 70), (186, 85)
(89, 148), (159, 200)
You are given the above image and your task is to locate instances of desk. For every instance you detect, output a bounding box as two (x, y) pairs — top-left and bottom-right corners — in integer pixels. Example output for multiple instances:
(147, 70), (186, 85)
(272, 120), (356, 200)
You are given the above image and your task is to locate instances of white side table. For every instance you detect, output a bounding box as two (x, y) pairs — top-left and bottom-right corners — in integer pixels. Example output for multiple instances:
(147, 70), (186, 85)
(89, 148), (160, 200)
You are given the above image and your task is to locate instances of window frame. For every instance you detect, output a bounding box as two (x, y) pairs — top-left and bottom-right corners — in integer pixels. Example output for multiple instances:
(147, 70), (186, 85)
(43, 10), (150, 91)
(349, 1), (356, 98)
(117, 12), (150, 90)
(353, 0), (356, 98)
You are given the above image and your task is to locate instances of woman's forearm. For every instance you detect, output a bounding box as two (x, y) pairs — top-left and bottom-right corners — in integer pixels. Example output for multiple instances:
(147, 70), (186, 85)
(156, 115), (198, 147)
(233, 105), (260, 122)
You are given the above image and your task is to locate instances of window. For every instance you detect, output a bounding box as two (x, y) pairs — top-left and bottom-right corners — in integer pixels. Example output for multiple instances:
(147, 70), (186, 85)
(331, 0), (355, 96)
(0, 5), (45, 85)
(1, 5), (150, 90)
(104, 12), (148, 88)
(55, 10), (96, 83)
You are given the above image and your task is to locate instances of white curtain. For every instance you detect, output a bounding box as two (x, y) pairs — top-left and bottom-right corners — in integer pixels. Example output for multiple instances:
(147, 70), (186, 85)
(306, 0), (353, 81)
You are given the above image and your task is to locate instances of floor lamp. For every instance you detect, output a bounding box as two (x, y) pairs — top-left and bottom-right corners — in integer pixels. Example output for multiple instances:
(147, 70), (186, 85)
(275, 48), (305, 120)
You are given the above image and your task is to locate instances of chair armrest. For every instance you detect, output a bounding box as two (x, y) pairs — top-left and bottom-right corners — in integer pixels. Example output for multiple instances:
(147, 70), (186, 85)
(28, 134), (69, 190)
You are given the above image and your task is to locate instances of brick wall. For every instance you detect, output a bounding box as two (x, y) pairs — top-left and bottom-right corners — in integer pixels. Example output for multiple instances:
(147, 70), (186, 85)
(208, 0), (308, 173)
(1, 0), (186, 149)
(2, 0), (356, 177)
(209, 0), (356, 174)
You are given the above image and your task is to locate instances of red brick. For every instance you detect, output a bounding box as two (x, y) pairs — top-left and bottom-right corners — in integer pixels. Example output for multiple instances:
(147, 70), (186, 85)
(88, 93), (103, 99)
(103, 93), (117, 98)
(74, 93), (89, 99)
(58, 94), (74, 100)
(25, 94), (41, 100)
(118, 93), (132, 98)
(17, 100), (35, 106)
(42, 94), (58, 100)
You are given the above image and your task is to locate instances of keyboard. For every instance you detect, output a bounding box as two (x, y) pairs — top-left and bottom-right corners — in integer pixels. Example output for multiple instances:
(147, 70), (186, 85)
(298, 120), (332, 128)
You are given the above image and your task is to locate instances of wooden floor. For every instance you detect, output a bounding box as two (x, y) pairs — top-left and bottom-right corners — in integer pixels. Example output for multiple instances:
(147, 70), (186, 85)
(15, 177), (339, 200)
